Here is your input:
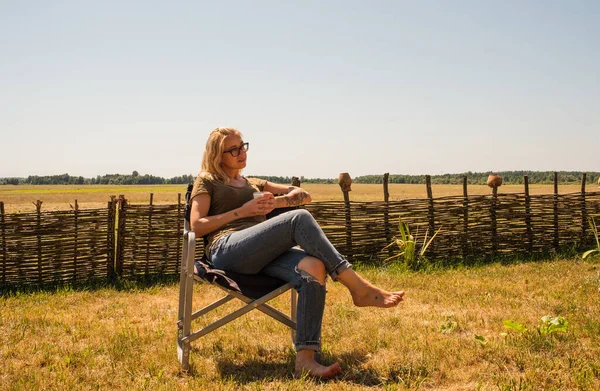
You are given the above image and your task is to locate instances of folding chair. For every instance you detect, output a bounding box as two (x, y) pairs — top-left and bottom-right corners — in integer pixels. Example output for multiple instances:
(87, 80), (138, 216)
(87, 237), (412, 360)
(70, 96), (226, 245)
(177, 184), (298, 370)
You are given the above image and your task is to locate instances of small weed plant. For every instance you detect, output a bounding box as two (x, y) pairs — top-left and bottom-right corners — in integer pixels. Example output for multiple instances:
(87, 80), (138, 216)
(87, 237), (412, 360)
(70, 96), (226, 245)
(382, 218), (441, 269)
(502, 316), (569, 351)
(503, 315), (568, 337)
(582, 216), (600, 260)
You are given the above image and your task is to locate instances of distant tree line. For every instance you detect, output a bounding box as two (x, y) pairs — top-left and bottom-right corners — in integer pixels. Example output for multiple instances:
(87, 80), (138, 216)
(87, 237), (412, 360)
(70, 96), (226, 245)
(0, 172), (195, 185)
(1, 171), (598, 186)
(353, 171), (600, 185)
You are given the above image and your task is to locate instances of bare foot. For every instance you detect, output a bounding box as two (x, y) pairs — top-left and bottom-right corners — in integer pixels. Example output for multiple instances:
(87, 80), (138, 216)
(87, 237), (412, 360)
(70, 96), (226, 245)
(351, 285), (405, 308)
(337, 268), (405, 308)
(295, 356), (342, 379)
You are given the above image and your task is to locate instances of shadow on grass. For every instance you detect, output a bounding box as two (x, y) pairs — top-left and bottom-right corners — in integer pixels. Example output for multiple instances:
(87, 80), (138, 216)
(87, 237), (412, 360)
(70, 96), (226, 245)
(372, 244), (597, 275)
(0, 273), (181, 297)
(211, 349), (407, 387)
(215, 356), (295, 382)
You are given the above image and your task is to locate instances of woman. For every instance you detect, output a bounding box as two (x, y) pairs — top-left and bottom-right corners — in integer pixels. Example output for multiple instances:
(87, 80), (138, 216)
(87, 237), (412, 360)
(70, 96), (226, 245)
(190, 127), (405, 379)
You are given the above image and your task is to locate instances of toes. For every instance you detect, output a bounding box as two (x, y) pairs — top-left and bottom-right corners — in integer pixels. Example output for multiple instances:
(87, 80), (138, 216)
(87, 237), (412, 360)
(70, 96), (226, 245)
(328, 363), (343, 377)
(296, 362), (342, 379)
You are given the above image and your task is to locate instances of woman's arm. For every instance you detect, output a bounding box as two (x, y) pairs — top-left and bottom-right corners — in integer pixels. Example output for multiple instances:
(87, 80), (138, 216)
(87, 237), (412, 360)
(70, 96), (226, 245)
(190, 193), (274, 237)
(264, 182), (312, 208)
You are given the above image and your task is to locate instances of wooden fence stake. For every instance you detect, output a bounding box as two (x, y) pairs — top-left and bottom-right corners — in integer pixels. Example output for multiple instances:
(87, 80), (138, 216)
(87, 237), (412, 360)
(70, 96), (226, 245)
(107, 197), (116, 280)
(462, 176), (469, 258)
(73, 200), (79, 281)
(426, 175), (435, 249)
(581, 173), (587, 242)
(34, 200), (43, 284)
(1, 202), (6, 285)
(487, 174), (502, 256)
(491, 186), (498, 255)
(553, 172), (559, 250)
(145, 193), (153, 276)
(176, 193), (182, 273)
(292, 176), (301, 187)
(116, 195), (127, 277)
(383, 173), (390, 202)
(338, 173), (353, 261)
(383, 173), (392, 257)
(524, 176), (533, 252)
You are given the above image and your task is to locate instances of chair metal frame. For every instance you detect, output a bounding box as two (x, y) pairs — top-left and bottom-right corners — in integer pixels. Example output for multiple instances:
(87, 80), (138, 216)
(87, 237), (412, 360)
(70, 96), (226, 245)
(176, 187), (297, 371)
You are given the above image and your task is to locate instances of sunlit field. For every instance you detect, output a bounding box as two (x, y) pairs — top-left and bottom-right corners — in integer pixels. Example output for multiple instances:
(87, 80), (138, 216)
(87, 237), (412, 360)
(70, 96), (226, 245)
(2, 259), (599, 390)
(0, 183), (589, 213)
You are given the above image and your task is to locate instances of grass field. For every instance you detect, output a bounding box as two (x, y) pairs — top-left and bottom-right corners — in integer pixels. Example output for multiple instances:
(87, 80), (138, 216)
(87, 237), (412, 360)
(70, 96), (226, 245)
(2, 259), (599, 390)
(0, 183), (590, 213)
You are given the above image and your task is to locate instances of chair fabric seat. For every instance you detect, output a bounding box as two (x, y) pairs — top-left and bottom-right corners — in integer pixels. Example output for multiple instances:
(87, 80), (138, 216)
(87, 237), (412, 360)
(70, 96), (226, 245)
(194, 256), (288, 300)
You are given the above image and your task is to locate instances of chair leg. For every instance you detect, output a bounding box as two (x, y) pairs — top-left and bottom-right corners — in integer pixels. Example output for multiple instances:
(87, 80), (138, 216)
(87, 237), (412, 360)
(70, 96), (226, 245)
(290, 289), (297, 344)
(177, 232), (195, 371)
(177, 236), (187, 368)
(177, 289), (190, 369)
(178, 275), (192, 371)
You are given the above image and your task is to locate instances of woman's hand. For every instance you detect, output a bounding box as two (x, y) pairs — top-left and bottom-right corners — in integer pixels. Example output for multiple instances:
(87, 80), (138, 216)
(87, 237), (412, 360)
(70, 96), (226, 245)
(240, 192), (276, 217)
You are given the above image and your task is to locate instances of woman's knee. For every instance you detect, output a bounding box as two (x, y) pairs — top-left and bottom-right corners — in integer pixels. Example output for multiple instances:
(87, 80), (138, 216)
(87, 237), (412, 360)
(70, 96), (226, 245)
(297, 256), (326, 285)
(291, 208), (314, 223)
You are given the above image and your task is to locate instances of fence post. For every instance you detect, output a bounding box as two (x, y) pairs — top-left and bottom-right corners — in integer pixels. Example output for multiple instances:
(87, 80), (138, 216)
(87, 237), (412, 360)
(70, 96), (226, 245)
(553, 172), (559, 250)
(425, 175), (435, 246)
(487, 174), (502, 256)
(383, 173), (392, 257)
(72, 200), (79, 282)
(338, 173), (353, 261)
(581, 173), (587, 243)
(107, 197), (116, 280)
(292, 176), (301, 187)
(462, 176), (469, 258)
(115, 195), (127, 277)
(145, 193), (153, 276)
(524, 176), (533, 253)
(1, 202), (6, 285)
(34, 200), (43, 285)
(176, 193), (182, 274)
(383, 173), (390, 202)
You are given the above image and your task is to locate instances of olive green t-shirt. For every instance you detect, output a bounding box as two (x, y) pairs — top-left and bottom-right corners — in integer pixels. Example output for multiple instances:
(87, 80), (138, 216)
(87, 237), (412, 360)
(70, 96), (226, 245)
(190, 175), (267, 253)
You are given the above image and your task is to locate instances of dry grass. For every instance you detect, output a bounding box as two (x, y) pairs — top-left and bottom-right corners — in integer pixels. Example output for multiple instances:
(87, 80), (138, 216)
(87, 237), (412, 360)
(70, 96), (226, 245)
(0, 183), (587, 213)
(0, 184), (181, 213)
(2, 259), (599, 390)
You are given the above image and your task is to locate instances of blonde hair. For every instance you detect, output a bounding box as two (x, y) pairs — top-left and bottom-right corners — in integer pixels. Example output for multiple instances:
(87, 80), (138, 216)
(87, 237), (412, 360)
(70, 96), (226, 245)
(200, 127), (243, 182)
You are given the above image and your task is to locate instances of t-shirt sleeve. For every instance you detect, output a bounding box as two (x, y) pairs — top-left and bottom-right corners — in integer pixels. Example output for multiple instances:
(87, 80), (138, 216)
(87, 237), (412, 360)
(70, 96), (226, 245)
(190, 175), (214, 201)
(247, 177), (267, 192)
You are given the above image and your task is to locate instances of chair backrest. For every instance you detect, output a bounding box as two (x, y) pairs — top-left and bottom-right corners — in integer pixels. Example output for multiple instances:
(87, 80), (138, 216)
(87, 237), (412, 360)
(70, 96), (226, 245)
(184, 183), (194, 225)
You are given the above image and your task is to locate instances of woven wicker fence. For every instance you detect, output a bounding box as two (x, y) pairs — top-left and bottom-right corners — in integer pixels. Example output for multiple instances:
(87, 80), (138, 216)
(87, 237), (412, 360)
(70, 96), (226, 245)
(0, 201), (114, 287)
(115, 197), (184, 278)
(1, 188), (600, 288)
(308, 192), (600, 264)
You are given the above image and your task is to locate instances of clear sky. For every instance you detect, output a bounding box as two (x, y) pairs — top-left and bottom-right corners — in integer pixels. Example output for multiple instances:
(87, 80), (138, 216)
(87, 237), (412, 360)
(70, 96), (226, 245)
(1, 0), (598, 179)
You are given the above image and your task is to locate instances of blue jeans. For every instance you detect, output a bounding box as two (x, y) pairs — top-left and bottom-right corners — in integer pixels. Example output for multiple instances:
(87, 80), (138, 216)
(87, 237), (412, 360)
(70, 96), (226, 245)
(209, 209), (352, 351)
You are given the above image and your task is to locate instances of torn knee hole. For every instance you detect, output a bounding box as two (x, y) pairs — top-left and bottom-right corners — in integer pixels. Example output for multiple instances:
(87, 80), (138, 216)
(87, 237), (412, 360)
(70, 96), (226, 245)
(296, 268), (326, 286)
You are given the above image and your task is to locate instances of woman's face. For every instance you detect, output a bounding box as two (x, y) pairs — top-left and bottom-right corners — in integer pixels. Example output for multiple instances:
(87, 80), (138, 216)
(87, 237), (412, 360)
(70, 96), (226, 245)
(220, 134), (247, 171)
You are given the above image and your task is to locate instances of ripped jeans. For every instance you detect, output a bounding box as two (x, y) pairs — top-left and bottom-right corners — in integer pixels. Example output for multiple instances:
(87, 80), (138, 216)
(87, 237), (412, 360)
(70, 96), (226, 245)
(209, 209), (352, 352)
